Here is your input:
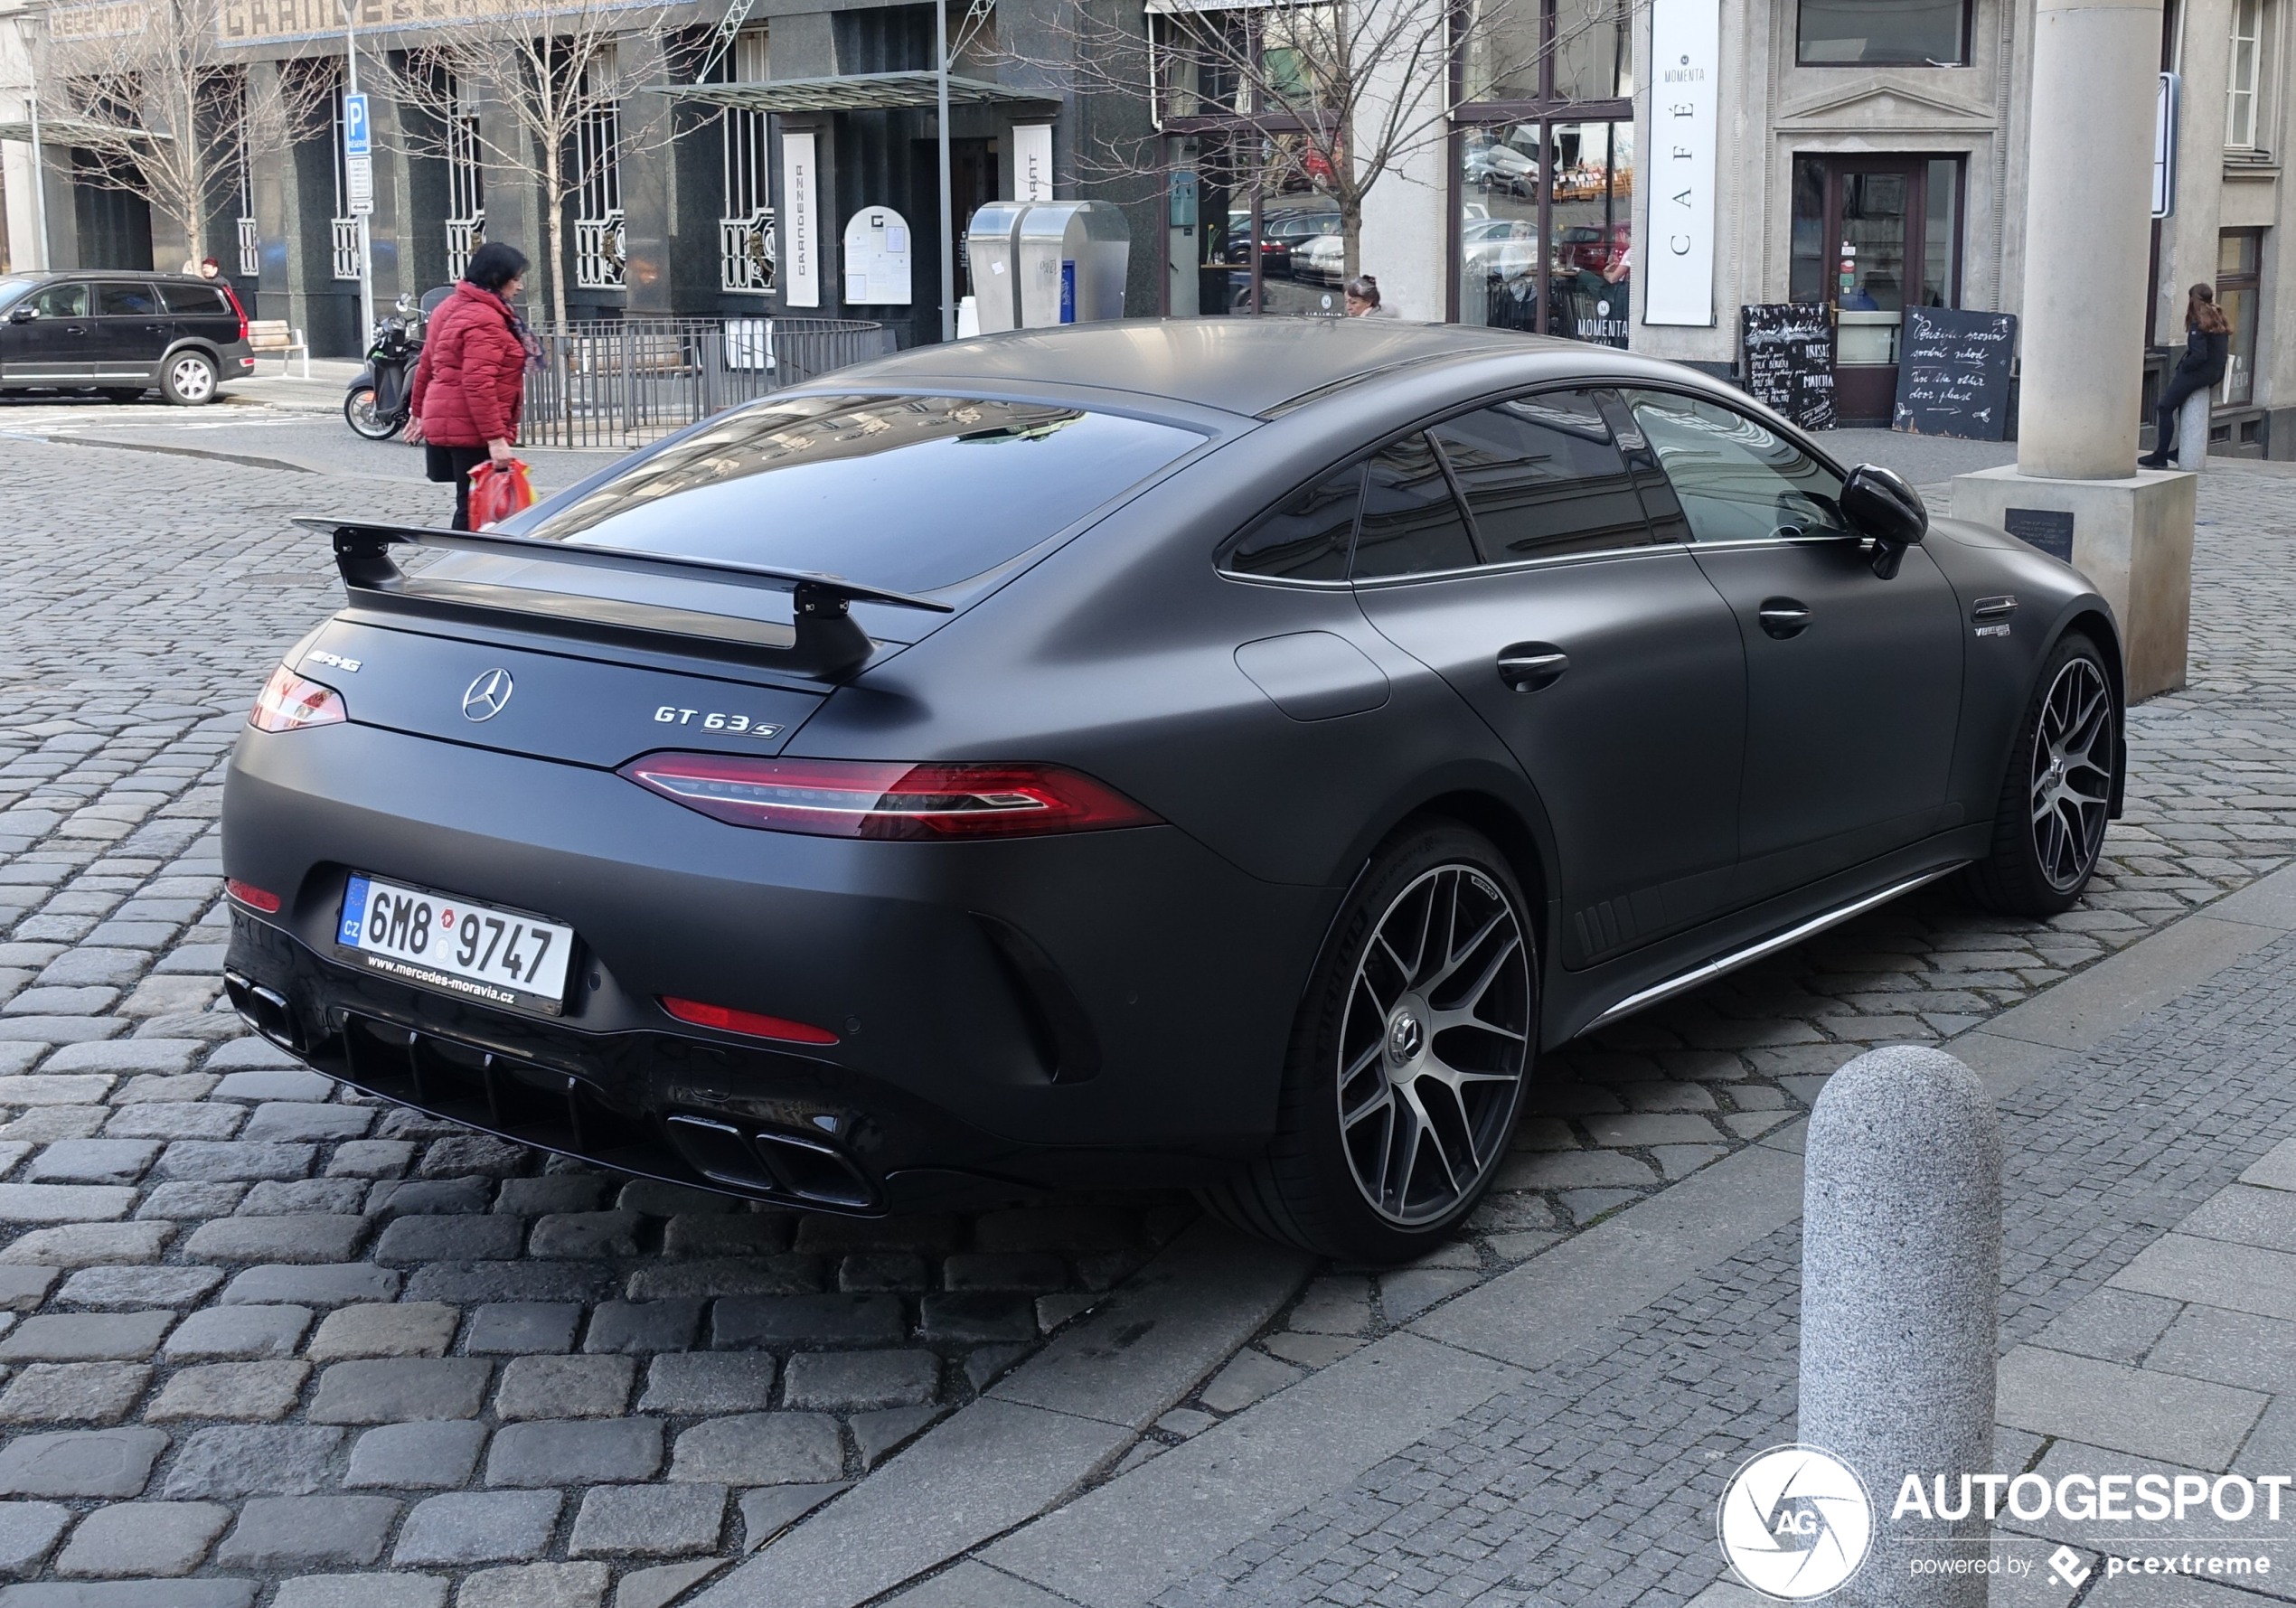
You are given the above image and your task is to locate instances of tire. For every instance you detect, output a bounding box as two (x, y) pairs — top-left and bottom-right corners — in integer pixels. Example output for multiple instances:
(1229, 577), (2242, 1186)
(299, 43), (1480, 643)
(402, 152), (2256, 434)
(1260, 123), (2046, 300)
(344, 388), (402, 440)
(161, 351), (217, 407)
(1201, 822), (1536, 1263)
(1962, 633), (2117, 917)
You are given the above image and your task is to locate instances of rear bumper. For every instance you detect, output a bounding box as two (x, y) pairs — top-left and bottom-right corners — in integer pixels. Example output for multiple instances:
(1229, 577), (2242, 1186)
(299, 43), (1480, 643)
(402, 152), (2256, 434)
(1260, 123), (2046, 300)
(221, 719), (1335, 1206)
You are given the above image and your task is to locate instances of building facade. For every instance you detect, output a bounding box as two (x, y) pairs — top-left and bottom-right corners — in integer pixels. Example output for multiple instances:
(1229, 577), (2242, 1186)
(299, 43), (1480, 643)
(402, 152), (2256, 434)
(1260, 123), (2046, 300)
(0, 0), (2287, 458)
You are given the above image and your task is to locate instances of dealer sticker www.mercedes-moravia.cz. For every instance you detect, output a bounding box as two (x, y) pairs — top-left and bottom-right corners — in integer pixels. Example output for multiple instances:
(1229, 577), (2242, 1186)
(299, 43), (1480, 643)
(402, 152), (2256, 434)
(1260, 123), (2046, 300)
(338, 874), (576, 1016)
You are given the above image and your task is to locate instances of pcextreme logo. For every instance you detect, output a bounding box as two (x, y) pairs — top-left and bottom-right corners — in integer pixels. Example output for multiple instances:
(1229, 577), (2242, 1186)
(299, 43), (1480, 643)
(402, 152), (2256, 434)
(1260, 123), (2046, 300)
(1717, 1443), (1874, 1601)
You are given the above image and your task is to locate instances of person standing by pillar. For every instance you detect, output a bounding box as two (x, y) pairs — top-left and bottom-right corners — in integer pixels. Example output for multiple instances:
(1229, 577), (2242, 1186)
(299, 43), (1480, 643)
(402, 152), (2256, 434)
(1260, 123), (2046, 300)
(2138, 285), (2231, 468)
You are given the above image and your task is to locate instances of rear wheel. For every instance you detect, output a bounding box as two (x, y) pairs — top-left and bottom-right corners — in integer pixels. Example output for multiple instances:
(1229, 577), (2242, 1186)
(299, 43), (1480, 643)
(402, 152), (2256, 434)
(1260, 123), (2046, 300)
(1201, 822), (1535, 1263)
(344, 388), (401, 440)
(1962, 634), (2116, 917)
(161, 351), (217, 406)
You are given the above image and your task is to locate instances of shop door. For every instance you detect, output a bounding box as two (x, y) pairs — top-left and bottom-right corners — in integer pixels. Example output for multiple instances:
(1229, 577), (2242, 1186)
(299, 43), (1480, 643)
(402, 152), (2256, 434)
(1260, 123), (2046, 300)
(1822, 160), (1924, 426)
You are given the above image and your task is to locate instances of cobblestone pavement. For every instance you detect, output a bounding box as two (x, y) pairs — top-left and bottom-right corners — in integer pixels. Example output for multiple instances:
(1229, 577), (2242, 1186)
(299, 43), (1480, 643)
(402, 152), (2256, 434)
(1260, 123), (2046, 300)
(1156, 911), (2296, 1607)
(0, 438), (1187, 1603)
(3, 433), (2295, 1603)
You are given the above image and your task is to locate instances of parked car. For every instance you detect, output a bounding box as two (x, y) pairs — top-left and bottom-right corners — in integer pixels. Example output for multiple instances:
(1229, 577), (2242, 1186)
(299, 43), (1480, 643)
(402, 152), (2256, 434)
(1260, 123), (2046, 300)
(1224, 208), (1344, 277)
(0, 271), (257, 404)
(223, 322), (2123, 1263)
(1463, 217), (1540, 285)
(1465, 133), (1539, 197)
(1295, 233), (1347, 287)
(1557, 222), (1633, 275)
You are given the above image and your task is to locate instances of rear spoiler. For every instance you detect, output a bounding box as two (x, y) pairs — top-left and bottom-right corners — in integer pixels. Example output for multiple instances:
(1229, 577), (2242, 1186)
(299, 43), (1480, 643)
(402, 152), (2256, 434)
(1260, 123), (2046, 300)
(298, 519), (954, 679)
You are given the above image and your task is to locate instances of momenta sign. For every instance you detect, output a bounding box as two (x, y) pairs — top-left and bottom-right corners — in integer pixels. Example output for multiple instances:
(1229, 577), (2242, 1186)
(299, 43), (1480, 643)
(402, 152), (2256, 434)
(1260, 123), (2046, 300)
(1643, 0), (1719, 326)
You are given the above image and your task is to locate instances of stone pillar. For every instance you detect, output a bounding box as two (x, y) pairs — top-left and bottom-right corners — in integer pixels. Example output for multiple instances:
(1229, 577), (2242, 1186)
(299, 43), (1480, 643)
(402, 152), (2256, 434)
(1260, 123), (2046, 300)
(2018, 0), (2161, 477)
(248, 61), (308, 329)
(1352, 0), (1448, 322)
(1955, 0), (2195, 700)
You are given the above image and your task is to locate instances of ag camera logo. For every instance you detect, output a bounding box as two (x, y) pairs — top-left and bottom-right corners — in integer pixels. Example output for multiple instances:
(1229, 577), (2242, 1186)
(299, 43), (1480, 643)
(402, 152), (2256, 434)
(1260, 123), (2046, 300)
(1718, 1443), (1874, 1600)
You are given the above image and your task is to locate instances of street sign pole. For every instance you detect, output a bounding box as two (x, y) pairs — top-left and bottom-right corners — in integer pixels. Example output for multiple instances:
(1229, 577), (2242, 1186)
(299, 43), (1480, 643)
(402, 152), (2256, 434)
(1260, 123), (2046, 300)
(341, 5), (375, 347)
(936, 0), (955, 343)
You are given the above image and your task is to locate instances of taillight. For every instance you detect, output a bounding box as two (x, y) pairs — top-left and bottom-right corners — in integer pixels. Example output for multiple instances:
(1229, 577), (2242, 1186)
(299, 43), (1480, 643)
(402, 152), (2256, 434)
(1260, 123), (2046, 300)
(224, 879), (281, 913)
(222, 284), (249, 342)
(618, 754), (1160, 840)
(249, 664), (347, 733)
(661, 996), (839, 1045)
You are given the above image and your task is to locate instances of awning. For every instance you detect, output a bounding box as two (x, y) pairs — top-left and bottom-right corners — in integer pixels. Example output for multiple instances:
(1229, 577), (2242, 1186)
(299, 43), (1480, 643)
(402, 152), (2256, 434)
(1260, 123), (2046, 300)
(660, 71), (1056, 113)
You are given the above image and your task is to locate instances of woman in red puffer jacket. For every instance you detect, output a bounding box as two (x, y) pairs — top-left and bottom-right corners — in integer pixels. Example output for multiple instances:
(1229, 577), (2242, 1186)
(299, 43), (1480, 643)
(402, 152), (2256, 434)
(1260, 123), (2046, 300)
(409, 241), (535, 529)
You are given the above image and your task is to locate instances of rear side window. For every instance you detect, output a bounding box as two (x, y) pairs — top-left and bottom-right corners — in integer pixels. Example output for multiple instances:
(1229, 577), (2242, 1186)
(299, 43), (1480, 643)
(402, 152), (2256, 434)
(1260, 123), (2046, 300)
(1223, 466), (1362, 581)
(1351, 434), (1478, 580)
(521, 395), (1205, 594)
(1429, 391), (1654, 562)
(159, 283), (231, 316)
(97, 283), (159, 316)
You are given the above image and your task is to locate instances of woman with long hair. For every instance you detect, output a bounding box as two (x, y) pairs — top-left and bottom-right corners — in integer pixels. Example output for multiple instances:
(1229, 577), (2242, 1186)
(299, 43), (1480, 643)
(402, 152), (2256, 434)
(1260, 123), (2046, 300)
(408, 241), (540, 528)
(2138, 283), (2232, 468)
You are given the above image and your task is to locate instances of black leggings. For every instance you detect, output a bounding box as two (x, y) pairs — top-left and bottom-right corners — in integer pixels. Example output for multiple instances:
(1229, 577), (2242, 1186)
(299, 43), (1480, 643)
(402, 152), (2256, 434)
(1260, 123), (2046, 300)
(426, 443), (490, 531)
(2153, 371), (2214, 458)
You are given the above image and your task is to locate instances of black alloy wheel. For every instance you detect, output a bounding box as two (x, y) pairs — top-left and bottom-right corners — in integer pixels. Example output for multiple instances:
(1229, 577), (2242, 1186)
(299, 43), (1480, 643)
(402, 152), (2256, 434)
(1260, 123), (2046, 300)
(1203, 822), (1535, 1262)
(1964, 634), (2117, 917)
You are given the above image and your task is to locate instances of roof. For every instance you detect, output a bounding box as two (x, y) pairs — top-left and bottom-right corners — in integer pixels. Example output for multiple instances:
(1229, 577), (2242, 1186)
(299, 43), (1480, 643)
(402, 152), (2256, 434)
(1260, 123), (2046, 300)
(661, 72), (1055, 114)
(0, 269), (221, 284)
(823, 317), (1578, 418)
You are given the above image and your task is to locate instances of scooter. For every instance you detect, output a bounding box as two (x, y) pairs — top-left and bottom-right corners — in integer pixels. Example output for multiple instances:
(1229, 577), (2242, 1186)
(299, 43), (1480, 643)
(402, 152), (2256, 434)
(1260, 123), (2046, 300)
(344, 293), (425, 440)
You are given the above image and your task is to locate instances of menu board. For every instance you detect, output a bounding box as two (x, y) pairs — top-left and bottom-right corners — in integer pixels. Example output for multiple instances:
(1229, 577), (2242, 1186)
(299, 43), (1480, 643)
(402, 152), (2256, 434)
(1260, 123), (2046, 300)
(1740, 304), (1836, 430)
(1893, 307), (2018, 440)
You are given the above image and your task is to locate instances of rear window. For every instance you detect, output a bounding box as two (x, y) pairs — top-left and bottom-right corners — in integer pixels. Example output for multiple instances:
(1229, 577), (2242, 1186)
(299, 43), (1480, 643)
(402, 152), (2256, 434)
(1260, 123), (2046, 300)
(159, 283), (232, 316)
(97, 283), (159, 315)
(522, 394), (1206, 594)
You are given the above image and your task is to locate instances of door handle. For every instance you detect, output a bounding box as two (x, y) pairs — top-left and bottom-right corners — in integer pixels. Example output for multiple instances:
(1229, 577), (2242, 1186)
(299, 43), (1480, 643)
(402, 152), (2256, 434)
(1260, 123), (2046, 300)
(1496, 643), (1569, 691)
(1758, 598), (1812, 639)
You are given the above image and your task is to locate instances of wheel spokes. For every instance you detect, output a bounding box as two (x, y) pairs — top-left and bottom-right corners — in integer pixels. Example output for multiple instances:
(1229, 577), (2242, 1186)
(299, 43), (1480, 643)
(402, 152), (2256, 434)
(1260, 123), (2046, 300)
(2028, 658), (2114, 891)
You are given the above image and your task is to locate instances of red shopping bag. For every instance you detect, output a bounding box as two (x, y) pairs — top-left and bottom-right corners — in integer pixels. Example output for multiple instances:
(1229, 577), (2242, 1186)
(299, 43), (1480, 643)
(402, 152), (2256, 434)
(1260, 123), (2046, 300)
(466, 458), (536, 529)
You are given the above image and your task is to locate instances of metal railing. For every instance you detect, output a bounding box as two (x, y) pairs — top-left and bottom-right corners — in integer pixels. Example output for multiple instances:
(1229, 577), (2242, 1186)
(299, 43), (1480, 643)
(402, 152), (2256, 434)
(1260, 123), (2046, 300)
(521, 315), (895, 450)
(720, 211), (775, 294)
(574, 212), (626, 290)
(330, 218), (362, 282)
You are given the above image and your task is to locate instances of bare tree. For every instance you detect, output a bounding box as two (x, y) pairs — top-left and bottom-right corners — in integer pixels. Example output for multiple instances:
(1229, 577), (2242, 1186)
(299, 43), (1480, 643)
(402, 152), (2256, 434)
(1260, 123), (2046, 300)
(37, 0), (327, 270)
(1016, 0), (1631, 283)
(383, 0), (693, 326)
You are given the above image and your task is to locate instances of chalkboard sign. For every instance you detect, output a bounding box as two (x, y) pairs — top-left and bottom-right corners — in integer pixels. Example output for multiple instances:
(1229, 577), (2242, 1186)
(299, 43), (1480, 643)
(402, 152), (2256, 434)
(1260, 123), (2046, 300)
(1893, 307), (2018, 440)
(1740, 304), (1836, 430)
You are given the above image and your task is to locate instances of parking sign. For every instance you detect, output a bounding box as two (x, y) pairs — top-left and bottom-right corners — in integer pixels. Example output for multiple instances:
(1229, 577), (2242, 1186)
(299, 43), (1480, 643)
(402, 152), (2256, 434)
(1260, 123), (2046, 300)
(343, 92), (371, 158)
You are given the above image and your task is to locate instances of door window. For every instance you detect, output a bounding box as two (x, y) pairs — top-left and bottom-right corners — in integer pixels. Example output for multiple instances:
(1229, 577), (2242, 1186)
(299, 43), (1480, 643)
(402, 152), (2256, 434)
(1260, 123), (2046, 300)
(27, 284), (88, 318)
(158, 283), (232, 317)
(96, 283), (160, 316)
(1350, 434), (1478, 579)
(1428, 390), (1654, 561)
(1622, 390), (1853, 545)
(1222, 465), (1363, 581)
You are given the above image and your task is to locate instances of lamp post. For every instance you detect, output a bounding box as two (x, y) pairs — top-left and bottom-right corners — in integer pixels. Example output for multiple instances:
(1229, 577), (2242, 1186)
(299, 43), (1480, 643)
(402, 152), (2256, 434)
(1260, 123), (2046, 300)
(935, 0), (954, 342)
(26, 88), (47, 271)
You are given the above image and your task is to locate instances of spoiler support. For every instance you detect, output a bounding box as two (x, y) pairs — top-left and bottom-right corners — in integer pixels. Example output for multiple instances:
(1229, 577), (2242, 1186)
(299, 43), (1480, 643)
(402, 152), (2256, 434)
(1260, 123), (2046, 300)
(301, 519), (954, 680)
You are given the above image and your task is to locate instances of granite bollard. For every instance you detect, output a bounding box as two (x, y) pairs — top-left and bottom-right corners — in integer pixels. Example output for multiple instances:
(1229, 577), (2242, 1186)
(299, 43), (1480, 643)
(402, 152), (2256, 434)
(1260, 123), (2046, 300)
(1800, 1046), (2002, 1606)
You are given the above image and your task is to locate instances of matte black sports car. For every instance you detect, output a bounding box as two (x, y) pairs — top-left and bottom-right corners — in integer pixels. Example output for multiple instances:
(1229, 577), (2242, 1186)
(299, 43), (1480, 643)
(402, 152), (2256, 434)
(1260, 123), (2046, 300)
(221, 321), (2122, 1262)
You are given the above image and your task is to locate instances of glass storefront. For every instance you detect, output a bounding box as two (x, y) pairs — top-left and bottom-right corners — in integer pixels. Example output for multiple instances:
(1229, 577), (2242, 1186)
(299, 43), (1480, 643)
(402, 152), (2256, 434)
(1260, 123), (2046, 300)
(1456, 119), (1633, 345)
(2219, 229), (2263, 406)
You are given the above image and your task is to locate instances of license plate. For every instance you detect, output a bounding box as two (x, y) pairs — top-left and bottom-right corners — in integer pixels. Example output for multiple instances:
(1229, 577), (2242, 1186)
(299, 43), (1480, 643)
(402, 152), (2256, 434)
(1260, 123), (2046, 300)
(337, 874), (575, 1016)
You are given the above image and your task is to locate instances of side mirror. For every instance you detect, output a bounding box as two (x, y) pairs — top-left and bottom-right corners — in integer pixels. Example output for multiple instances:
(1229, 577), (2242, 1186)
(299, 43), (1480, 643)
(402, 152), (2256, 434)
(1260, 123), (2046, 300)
(7, 306), (35, 324)
(1842, 464), (1927, 578)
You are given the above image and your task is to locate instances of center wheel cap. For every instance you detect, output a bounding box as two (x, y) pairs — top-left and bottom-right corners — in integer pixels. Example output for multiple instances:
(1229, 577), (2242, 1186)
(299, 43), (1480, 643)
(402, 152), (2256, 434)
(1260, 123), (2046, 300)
(1387, 1007), (1425, 1065)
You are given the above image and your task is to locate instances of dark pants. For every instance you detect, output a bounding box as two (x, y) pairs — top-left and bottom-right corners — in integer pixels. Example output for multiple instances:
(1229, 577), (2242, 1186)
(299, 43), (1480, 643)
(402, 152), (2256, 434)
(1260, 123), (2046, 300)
(426, 444), (489, 530)
(2149, 371), (2214, 462)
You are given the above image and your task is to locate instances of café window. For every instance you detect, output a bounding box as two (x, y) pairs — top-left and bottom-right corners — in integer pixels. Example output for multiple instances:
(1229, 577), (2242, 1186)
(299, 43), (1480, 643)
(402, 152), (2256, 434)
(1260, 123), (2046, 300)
(2228, 0), (2273, 150)
(1461, 0), (1632, 103)
(2218, 229), (2263, 406)
(1797, 0), (1971, 66)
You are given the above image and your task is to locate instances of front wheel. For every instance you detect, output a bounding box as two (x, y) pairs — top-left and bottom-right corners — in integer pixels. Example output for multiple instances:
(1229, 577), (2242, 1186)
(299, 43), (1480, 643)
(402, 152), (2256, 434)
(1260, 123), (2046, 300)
(1201, 822), (1536, 1263)
(344, 388), (401, 440)
(161, 351), (217, 406)
(1962, 634), (2118, 917)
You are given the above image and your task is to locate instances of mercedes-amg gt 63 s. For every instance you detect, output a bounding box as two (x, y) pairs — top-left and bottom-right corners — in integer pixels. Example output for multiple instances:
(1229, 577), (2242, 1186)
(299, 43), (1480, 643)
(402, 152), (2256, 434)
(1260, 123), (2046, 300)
(221, 320), (2123, 1263)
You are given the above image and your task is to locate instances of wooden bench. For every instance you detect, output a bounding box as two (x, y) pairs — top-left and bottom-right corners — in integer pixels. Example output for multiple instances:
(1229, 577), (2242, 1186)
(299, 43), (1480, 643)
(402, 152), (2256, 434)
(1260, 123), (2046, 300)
(246, 320), (309, 379)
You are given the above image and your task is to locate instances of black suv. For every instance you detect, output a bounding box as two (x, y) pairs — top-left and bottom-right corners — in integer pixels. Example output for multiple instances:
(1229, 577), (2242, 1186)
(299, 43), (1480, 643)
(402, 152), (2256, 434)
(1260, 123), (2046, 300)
(0, 271), (259, 404)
